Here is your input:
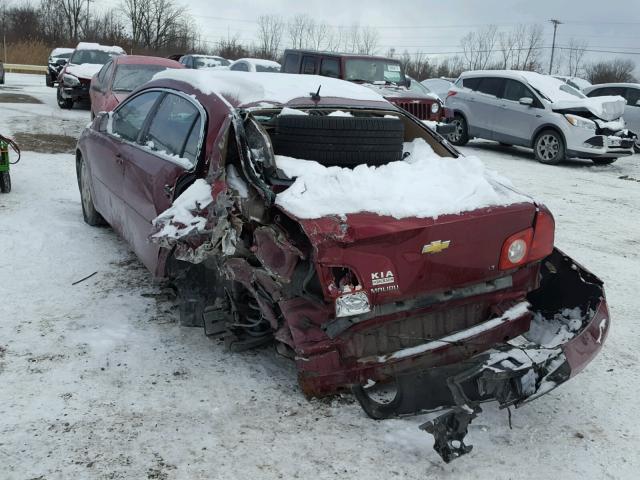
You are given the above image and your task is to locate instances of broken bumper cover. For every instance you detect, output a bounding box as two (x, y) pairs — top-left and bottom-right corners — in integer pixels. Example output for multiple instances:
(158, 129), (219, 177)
(353, 248), (609, 462)
(567, 131), (635, 159)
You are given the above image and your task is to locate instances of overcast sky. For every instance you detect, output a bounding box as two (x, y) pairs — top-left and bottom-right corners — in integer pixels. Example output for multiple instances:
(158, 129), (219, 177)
(176, 0), (640, 73)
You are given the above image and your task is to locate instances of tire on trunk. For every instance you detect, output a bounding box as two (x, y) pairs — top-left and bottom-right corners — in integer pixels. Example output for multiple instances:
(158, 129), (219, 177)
(271, 115), (405, 167)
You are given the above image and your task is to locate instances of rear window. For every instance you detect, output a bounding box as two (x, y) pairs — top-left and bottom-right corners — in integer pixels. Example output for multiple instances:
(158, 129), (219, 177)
(112, 64), (169, 92)
(283, 54), (299, 73)
(477, 77), (505, 97)
(302, 56), (317, 75)
(70, 49), (121, 65)
(462, 77), (481, 90)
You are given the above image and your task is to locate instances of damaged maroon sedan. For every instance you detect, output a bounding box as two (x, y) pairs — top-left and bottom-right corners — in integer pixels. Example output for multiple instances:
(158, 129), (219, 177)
(75, 70), (609, 463)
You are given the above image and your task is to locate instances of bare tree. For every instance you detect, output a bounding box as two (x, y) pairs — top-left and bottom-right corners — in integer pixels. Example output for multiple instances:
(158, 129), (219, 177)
(585, 58), (636, 84)
(57, 0), (85, 42)
(307, 20), (330, 51)
(287, 14), (308, 49)
(256, 14), (283, 60)
(121, 0), (148, 47)
(498, 30), (515, 69)
(140, 0), (186, 50)
(461, 25), (498, 70)
(358, 26), (379, 55)
(566, 38), (588, 77)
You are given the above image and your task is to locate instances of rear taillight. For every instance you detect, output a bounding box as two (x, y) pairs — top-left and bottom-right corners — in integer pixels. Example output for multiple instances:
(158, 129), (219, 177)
(499, 207), (555, 270)
(499, 228), (533, 270)
(529, 208), (555, 262)
(446, 90), (457, 98)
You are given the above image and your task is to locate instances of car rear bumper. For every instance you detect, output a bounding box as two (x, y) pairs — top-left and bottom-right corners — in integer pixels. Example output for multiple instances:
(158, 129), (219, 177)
(351, 248), (608, 462)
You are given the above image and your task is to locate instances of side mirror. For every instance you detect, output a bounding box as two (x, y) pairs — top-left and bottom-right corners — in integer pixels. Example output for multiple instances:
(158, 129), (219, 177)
(519, 97), (534, 106)
(96, 112), (109, 132)
(436, 123), (456, 136)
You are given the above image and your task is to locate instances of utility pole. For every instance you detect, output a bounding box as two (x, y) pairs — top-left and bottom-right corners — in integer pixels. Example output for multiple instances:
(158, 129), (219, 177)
(548, 19), (562, 74)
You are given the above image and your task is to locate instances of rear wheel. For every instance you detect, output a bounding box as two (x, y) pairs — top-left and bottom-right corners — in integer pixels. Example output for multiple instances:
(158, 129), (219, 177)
(534, 129), (565, 164)
(77, 155), (105, 226)
(272, 115), (405, 167)
(0, 171), (11, 193)
(447, 114), (469, 146)
(592, 158), (617, 165)
(57, 87), (73, 109)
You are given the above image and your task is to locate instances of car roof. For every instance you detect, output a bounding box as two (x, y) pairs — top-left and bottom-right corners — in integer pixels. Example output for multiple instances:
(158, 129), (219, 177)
(142, 70), (392, 110)
(583, 82), (640, 90)
(283, 49), (401, 62)
(114, 55), (183, 68)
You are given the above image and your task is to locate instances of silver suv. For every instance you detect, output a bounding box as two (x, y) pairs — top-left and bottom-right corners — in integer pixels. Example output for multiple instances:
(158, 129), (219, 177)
(445, 70), (635, 165)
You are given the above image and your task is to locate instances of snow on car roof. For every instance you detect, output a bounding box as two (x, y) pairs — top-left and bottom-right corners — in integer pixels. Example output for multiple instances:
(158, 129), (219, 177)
(75, 42), (125, 54)
(152, 70), (386, 106)
(233, 58), (281, 68)
(51, 47), (74, 57)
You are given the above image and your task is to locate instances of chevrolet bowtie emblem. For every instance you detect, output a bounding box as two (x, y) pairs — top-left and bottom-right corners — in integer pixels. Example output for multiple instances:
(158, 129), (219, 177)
(422, 240), (451, 255)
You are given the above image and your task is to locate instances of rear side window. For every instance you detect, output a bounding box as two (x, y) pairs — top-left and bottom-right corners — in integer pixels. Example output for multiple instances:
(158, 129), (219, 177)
(477, 77), (505, 97)
(462, 77), (481, 90)
(301, 56), (317, 75)
(283, 54), (299, 73)
(112, 91), (161, 142)
(143, 93), (201, 166)
(230, 62), (249, 71)
(626, 88), (640, 106)
(587, 86), (625, 97)
(320, 58), (340, 78)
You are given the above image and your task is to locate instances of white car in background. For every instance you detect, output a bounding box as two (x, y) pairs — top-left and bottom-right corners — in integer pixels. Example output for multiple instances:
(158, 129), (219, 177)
(553, 75), (592, 91)
(229, 58), (281, 72)
(583, 83), (640, 152)
(421, 78), (454, 100)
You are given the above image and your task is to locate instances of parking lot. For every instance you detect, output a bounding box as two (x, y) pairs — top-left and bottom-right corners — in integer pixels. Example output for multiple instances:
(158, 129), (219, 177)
(1, 72), (639, 479)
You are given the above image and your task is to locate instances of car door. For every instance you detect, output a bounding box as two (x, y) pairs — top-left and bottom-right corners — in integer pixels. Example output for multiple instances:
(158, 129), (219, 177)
(121, 90), (205, 275)
(85, 91), (162, 231)
(623, 87), (640, 135)
(90, 60), (113, 114)
(472, 77), (506, 140)
(497, 79), (544, 146)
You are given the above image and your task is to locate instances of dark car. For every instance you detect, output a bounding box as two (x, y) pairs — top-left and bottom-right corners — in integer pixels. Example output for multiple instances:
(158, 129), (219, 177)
(76, 70), (608, 463)
(46, 47), (74, 87)
(57, 42), (125, 109)
(281, 49), (447, 122)
(90, 55), (184, 118)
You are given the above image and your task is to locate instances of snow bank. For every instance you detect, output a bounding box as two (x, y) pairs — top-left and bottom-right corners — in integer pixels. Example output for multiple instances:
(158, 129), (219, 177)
(152, 70), (386, 105)
(152, 179), (212, 239)
(66, 63), (104, 79)
(75, 42), (125, 54)
(275, 138), (530, 220)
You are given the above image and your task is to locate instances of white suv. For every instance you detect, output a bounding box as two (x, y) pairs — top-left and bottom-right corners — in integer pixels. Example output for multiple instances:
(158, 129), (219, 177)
(445, 70), (635, 165)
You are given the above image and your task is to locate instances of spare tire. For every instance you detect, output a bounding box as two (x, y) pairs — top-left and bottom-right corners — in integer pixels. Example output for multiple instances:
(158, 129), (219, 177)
(272, 115), (404, 167)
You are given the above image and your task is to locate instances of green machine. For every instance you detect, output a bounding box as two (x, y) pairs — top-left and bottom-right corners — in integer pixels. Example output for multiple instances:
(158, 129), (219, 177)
(0, 134), (20, 193)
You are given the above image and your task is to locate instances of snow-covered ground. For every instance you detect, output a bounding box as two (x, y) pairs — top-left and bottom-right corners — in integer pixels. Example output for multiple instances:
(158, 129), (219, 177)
(1, 73), (639, 479)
